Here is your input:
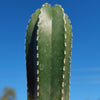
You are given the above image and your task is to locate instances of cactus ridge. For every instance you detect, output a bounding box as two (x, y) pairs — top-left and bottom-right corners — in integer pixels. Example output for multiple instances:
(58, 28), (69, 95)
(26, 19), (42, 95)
(25, 3), (72, 100)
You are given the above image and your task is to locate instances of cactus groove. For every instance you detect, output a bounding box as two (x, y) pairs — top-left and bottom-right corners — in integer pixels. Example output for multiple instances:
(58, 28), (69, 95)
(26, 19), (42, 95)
(25, 3), (72, 100)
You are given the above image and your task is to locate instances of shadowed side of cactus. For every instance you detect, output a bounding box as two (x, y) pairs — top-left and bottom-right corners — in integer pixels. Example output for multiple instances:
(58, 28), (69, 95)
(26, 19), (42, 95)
(25, 3), (72, 100)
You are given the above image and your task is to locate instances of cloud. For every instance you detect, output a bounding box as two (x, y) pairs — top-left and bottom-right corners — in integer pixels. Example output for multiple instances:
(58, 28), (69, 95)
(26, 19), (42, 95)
(83, 98), (100, 100)
(72, 80), (100, 84)
(72, 75), (100, 79)
(71, 67), (100, 72)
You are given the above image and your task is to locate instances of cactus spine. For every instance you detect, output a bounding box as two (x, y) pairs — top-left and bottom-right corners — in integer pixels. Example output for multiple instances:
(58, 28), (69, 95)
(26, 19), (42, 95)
(25, 3), (72, 100)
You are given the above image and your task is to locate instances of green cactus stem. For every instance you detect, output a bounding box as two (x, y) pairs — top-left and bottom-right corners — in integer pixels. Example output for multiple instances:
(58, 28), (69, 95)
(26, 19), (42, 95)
(25, 3), (72, 100)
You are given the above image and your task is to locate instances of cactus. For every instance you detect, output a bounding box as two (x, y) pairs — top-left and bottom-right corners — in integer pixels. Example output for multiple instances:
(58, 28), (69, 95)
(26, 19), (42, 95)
(25, 3), (72, 100)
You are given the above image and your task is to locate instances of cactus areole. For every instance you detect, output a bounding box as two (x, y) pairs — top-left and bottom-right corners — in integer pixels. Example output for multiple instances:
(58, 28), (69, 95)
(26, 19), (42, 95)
(25, 3), (72, 100)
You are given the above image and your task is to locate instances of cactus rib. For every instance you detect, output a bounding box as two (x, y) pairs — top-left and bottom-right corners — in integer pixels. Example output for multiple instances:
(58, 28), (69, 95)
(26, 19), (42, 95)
(25, 9), (40, 100)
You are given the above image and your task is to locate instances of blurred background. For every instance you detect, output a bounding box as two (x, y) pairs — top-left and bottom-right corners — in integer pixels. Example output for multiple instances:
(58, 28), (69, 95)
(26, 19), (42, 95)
(0, 0), (100, 100)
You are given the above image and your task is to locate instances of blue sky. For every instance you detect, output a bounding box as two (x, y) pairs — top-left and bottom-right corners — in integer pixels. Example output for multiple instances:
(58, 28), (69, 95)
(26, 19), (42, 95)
(0, 0), (100, 100)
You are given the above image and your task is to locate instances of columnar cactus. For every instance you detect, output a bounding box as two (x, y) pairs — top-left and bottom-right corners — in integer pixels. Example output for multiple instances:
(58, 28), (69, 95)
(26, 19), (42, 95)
(25, 3), (72, 100)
